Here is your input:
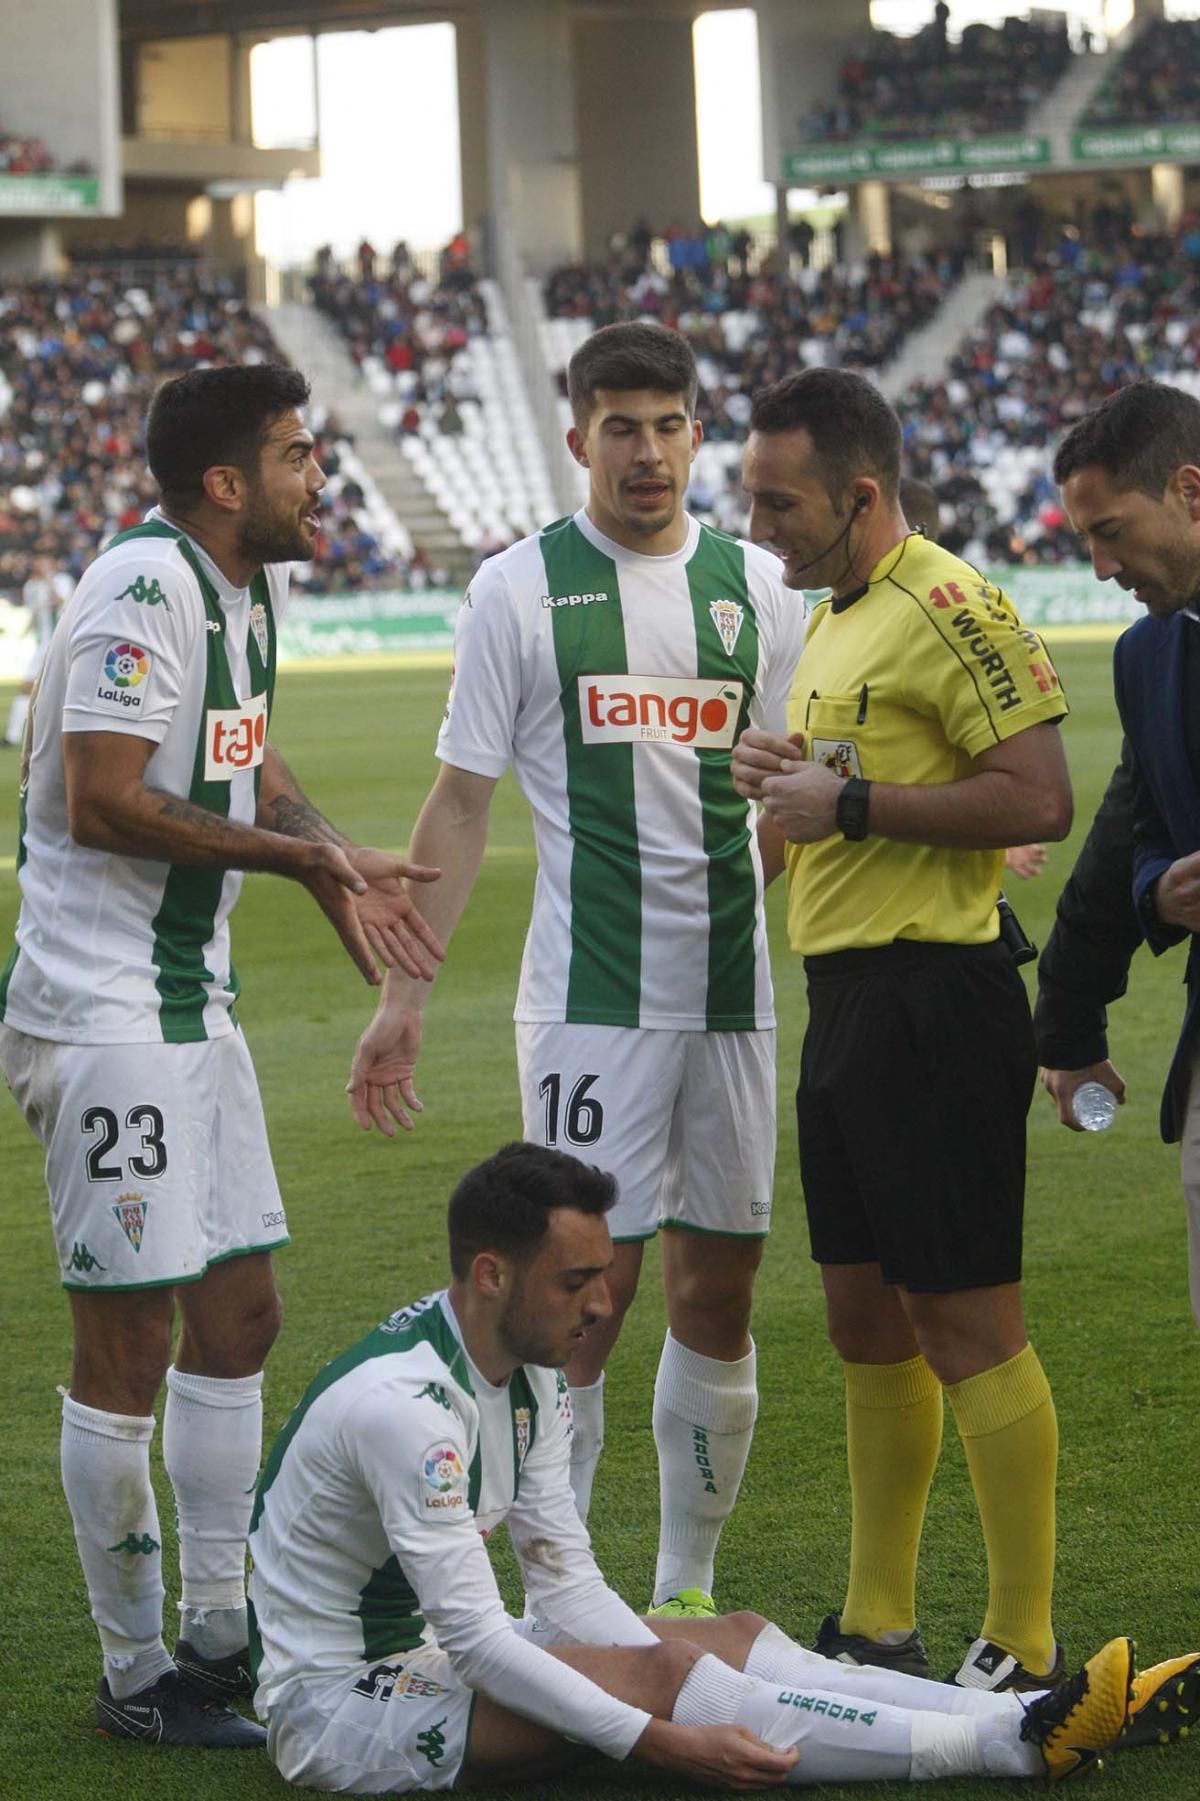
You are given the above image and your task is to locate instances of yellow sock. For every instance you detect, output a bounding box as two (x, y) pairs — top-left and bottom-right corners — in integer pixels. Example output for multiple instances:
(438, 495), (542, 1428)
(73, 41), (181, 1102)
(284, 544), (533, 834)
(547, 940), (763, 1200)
(840, 1356), (943, 1640)
(945, 1343), (1058, 1675)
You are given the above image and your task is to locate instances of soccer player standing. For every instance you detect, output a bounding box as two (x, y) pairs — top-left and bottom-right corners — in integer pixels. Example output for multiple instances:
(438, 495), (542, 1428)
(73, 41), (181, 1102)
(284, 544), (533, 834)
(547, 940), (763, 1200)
(348, 323), (806, 1614)
(0, 364), (442, 1745)
(734, 369), (1073, 1691)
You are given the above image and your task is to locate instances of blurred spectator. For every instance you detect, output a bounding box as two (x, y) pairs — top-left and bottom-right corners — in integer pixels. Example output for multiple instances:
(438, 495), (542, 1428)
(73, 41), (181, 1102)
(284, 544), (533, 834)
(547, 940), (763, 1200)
(1082, 19), (1200, 128)
(797, 13), (1070, 145)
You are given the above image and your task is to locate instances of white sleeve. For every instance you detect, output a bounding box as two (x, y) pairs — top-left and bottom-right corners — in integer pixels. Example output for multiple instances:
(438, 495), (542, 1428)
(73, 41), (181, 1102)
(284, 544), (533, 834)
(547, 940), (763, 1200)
(346, 1386), (652, 1762)
(750, 570), (808, 735)
(509, 1376), (658, 1651)
(435, 559), (522, 779)
(61, 560), (196, 744)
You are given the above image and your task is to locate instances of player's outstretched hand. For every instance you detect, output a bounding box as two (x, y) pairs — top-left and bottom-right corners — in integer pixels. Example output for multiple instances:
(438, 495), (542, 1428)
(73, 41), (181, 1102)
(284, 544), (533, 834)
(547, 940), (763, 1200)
(1040, 1061), (1126, 1132)
(1005, 842), (1047, 879)
(345, 847), (444, 980)
(293, 841), (389, 983)
(637, 1719), (796, 1789)
(731, 728), (805, 801)
(347, 1004), (424, 1134)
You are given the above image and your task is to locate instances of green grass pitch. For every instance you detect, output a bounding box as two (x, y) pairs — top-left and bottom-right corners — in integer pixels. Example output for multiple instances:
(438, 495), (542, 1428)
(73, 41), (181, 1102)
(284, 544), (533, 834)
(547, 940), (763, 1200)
(1, 640), (1197, 1800)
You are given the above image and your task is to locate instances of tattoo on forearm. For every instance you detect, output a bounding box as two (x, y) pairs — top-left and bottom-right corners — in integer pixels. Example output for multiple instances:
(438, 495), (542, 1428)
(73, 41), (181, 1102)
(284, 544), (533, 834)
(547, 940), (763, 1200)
(265, 793), (340, 843)
(159, 793), (240, 838)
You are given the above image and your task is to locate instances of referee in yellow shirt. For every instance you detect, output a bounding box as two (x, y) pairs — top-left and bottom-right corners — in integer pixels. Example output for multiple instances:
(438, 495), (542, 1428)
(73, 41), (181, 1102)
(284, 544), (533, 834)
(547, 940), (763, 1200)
(734, 369), (1073, 1692)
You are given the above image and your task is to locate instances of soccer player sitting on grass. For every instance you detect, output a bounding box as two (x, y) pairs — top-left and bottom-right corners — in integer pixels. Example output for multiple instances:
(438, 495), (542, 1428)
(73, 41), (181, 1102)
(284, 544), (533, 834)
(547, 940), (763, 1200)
(248, 1141), (1199, 1792)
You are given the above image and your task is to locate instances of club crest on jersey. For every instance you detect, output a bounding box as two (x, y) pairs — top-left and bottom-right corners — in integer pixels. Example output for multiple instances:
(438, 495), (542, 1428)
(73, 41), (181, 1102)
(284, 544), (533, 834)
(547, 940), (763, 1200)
(811, 737), (862, 780)
(204, 690), (267, 780)
(514, 1406), (531, 1466)
(112, 1193), (149, 1253)
(709, 598), (745, 657)
(578, 674), (744, 748)
(249, 601), (269, 665)
(421, 1443), (468, 1513)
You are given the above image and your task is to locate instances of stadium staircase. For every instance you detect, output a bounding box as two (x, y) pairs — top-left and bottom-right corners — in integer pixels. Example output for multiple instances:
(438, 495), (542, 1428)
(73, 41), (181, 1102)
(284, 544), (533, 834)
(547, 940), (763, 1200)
(877, 270), (1001, 402)
(261, 301), (474, 584)
(1024, 45), (1116, 164)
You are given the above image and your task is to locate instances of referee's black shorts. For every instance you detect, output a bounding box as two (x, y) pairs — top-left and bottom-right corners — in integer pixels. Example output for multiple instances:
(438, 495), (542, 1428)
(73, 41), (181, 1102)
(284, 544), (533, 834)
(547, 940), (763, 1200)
(796, 938), (1036, 1293)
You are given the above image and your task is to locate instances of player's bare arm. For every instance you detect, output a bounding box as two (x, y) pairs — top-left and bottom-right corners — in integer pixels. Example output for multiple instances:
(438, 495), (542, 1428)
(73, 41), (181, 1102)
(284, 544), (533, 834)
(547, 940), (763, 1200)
(63, 730), (411, 986)
(257, 743), (444, 980)
(347, 760), (498, 1133)
(759, 720), (1072, 848)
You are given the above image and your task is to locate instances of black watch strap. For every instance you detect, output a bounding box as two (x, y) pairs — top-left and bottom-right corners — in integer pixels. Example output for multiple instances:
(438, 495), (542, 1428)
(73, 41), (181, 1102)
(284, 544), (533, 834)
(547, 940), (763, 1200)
(836, 776), (871, 841)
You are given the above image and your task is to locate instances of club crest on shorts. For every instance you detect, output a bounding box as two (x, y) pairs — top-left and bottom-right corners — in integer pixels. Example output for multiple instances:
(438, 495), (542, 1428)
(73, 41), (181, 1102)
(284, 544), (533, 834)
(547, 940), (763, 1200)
(514, 1406), (531, 1466)
(249, 601), (269, 666)
(709, 598), (744, 657)
(811, 737), (863, 780)
(112, 1193), (149, 1253)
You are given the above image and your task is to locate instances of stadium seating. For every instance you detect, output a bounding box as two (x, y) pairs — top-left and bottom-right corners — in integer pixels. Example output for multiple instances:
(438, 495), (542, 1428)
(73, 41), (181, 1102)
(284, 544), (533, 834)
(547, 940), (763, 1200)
(312, 258), (558, 560)
(0, 269), (419, 600)
(798, 15), (1071, 146)
(1080, 18), (1200, 130)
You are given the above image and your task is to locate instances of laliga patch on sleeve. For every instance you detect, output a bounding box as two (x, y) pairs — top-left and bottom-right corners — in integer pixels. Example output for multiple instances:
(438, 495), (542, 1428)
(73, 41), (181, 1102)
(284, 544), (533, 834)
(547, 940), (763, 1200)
(96, 641), (152, 712)
(420, 1442), (469, 1516)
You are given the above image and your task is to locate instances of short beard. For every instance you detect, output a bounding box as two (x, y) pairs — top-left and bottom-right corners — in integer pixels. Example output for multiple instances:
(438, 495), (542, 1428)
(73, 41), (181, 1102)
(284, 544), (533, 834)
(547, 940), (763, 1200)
(238, 489), (312, 566)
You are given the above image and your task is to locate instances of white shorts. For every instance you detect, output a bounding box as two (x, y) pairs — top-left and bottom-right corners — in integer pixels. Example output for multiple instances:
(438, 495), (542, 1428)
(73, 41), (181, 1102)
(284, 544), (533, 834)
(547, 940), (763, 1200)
(516, 1023), (776, 1241)
(267, 1648), (471, 1794)
(0, 1022), (287, 1290)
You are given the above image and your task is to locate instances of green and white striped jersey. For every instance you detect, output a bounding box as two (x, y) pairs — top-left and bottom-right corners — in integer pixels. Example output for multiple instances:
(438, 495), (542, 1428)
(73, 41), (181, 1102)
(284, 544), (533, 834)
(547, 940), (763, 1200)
(438, 511), (806, 1031)
(248, 1291), (655, 1757)
(0, 513), (283, 1043)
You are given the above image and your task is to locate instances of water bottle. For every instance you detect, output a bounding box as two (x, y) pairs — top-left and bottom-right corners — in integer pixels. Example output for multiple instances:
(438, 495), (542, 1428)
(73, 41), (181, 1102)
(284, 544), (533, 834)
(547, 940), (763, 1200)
(1071, 1081), (1117, 1132)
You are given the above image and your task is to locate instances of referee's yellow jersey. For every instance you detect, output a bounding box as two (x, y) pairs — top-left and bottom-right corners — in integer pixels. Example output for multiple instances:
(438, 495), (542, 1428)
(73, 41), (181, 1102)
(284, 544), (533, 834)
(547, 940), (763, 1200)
(784, 533), (1067, 956)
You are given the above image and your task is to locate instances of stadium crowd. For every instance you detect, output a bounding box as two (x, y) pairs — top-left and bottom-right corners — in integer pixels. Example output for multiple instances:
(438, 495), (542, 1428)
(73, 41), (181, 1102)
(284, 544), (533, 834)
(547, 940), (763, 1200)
(0, 121), (92, 177)
(796, 11), (1071, 146)
(1081, 17), (1200, 130)
(544, 245), (965, 439)
(0, 269), (419, 602)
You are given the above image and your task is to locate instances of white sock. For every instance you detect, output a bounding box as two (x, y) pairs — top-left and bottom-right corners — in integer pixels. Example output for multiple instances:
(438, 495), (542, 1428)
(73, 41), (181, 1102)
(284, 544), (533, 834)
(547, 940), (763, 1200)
(910, 1710), (1042, 1780)
(673, 1651), (918, 1785)
(745, 1622), (1022, 1719)
(652, 1332), (757, 1604)
(567, 1374), (604, 1524)
(163, 1365), (262, 1644)
(5, 692), (29, 746)
(61, 1394), (174, 1699)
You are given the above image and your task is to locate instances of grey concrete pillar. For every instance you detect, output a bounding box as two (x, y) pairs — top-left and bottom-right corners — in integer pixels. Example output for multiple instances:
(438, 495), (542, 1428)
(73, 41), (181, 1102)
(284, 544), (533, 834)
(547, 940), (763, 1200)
(482, 0), (582, 275)
(572, 15), (700, 258)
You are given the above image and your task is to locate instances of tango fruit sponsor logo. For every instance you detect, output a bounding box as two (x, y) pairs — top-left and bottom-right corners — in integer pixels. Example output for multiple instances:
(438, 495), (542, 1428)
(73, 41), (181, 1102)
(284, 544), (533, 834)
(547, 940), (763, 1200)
(578, 674), (744, 747)
(204, 691), (267, 780)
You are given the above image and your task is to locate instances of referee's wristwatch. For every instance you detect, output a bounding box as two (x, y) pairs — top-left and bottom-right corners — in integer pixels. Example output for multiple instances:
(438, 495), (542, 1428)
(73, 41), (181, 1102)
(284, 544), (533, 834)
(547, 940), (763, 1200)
(836, 776), (871, 841)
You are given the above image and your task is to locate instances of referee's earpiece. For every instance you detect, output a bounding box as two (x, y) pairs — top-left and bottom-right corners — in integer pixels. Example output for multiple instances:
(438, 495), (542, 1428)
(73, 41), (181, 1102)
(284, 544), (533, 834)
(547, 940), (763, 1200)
(852, 493), (869, 512)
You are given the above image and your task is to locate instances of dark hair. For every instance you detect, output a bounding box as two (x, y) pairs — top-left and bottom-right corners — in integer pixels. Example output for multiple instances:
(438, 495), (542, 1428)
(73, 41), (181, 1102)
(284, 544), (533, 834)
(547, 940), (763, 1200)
(447, 1141), (616, 1279)
(900, 476), (941, 541)
(567, 322), (698, 429)
(750, 368), (902, 506)
(1053, 380), (1200, 498)
(145, 364), (311, 506)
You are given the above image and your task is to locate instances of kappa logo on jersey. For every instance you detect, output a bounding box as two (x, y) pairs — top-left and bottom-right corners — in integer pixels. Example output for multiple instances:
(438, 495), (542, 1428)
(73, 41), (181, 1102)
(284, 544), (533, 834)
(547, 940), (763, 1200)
(811, 737), (862, 780)
(421, 1443), (468, 1513)
(112, 1193), (149, 1253)
(97, 642), (151, 709)
(204, 690), (267, 780)
(578, 674), (745, 748)
(115, 575), (170, 611)
(249, 600), (269, 665)
(709, 597), (745, 657)
(541, 590), (610, 609)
